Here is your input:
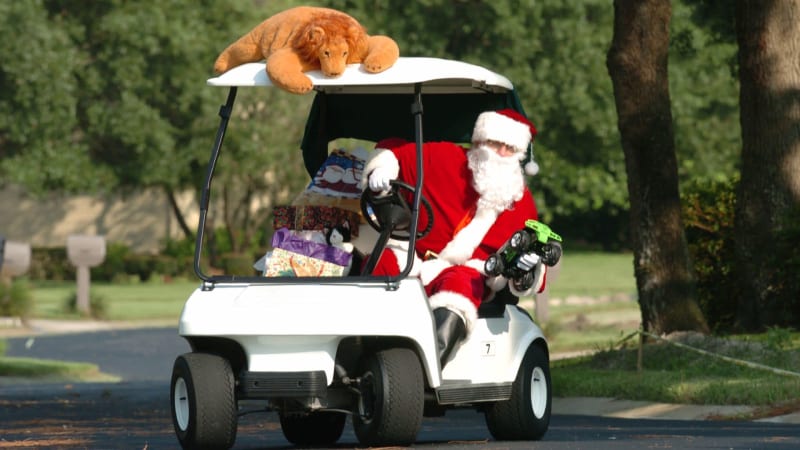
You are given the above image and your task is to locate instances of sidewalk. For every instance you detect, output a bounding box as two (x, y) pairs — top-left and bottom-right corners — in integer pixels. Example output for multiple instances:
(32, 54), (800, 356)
(553, 397), (800, 424)
(2, 318), (799, 425)
(0, 317), (176, 338)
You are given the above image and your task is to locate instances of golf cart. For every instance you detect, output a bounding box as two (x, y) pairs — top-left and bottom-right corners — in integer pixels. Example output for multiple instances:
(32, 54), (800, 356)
(171, 57), (552, 449)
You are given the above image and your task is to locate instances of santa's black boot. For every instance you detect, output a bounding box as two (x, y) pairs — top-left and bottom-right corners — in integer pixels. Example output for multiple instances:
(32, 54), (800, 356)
(433, 307), (467, 367)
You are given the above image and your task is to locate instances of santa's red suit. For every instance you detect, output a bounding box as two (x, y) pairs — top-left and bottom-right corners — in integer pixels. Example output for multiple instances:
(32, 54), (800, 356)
(363, 139), (547, 332)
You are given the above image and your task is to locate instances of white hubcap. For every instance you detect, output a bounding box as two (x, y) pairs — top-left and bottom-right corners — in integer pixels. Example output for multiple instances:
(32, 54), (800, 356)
(173, 377), (190, 431)
(529, 366), (548, 418)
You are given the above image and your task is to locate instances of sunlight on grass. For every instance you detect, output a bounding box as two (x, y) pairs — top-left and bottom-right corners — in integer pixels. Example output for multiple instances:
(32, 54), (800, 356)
(547, 251), (635, 299)
(30, 280), (199, 321)
(0, 356), (119, 382)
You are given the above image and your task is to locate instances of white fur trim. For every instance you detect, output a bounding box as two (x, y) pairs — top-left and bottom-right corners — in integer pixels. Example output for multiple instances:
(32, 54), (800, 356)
(420, 258), (452, 285)
(387, 241), (421, 277)
(428, 291), (479, 333)
(438, 206), (499, 265)
(463, 258), (486, 276)
(472, 111), (531, 152)
(361, 148), (399, 190)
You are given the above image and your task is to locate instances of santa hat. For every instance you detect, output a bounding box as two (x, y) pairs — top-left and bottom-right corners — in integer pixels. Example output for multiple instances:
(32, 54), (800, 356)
(471, 109), (540, 176)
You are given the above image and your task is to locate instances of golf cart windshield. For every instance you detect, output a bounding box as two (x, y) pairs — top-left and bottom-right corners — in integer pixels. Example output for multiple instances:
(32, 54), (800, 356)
(198, 57), (529, 285)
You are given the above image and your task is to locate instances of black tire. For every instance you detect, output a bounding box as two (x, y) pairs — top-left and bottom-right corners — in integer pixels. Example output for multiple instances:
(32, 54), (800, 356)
(353, 348), (424, 446)
(279, 411), (347, 445)
(512, 270), (535, 292)
(542, 241), (563, 266)
(171, 353), (238, 449)
(509, 230), (530, 250)
(485, 343), (551, 441)
(485, 254), (504, 277)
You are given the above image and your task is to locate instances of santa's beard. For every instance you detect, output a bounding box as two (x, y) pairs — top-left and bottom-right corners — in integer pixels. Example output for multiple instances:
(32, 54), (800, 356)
(467, 144), (525, 214)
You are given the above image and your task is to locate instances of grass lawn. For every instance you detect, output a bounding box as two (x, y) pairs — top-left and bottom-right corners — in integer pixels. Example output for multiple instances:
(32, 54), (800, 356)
(28, 279), (199, 321)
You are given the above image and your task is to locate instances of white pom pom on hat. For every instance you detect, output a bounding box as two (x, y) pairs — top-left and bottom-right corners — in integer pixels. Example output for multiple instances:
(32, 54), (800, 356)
(524, 159), (539, 176)
(472, 109), (540, 176)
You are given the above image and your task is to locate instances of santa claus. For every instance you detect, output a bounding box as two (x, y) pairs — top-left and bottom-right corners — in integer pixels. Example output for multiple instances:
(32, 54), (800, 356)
(362, 109), (547, 365)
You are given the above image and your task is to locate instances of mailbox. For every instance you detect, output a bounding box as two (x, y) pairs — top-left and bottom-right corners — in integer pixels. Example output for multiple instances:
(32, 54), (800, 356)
(67, 235), (106, 268)
(0, 239), (31, 277)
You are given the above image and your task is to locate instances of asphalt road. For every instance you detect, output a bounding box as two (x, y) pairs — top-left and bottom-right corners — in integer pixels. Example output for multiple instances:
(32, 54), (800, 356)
(2, 328), (800, 449)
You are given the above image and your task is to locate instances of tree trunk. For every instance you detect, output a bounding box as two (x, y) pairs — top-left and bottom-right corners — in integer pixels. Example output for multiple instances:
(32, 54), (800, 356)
(734, 0), (800, 330)
(607, 0), (709, 334)
(164, 187), (194, 240)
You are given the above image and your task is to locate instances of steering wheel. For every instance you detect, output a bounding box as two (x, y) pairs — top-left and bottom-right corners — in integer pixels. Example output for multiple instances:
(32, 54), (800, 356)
(360, 180), (434, 241)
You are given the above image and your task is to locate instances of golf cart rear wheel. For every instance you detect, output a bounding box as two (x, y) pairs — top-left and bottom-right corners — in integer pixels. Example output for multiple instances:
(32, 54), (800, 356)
(485, 343), (551, 441)
(353, 347), (424, 446)
(279, 411), (347, 445)
(171, 353), (238, 450)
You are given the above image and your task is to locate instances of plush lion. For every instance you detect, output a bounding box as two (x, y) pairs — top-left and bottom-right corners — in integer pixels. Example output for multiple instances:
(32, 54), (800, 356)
(213, 6), (400, 94)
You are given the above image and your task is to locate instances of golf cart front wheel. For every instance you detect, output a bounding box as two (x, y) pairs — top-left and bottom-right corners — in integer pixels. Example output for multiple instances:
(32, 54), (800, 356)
(485, 343), (551, 440)
(171, 353), (238, 450)
(353, 347), (424, 446)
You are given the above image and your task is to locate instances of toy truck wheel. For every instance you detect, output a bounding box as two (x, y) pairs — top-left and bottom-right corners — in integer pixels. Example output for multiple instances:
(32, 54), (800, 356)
(484, 254), (504, 277)
(171, 353), (238, 450)
(509, 230), (531, 250)
(353, 347), (424, 446)
(279, 411), (346, 445)
(512, 270), (535, 292)
(542, 241), (563, 266)
(485, 343), (551, 441)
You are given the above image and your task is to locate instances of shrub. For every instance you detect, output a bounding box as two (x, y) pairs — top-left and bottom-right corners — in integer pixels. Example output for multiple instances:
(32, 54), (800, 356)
(28, 247), (73, 281)
(0, 278), (33, 319)
(90, 242), (131, 282)
(682, 177), (740, 332)
(763, 208), (800, 327)
(63, 291), (108, 319)
(220, 253), (258, 276)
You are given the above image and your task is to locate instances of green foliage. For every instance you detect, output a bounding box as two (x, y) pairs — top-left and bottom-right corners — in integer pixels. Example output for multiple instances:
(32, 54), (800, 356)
(28, 243), (195, 283)
(90, 242), (131, 282)
(764, 326), (794, 352)
(220, 253), (259, 276)
(763, 208), (800, 326)
(670, 1), (740, 184)
(0, 1), (102, 192)
(0, 278), (34, 318)
(64, 290), (108, 319)
(28, 247), (73, 281)
(0, 0), (745, 250)
(682, 177), (739, 331)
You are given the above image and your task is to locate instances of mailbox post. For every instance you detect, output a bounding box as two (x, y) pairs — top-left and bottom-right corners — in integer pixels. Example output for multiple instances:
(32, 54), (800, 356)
(67, 235), (106, 315)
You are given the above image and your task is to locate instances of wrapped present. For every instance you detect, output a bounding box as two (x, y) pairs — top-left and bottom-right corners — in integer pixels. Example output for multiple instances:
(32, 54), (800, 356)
(273, 205), (360, 237)
(264, 228), (352, 277)
(290, 148), (370, 222)
(306, 148), (366, 199)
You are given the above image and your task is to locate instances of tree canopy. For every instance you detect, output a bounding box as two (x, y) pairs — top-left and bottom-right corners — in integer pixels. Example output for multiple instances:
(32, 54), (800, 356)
(1, 0), (743, 249)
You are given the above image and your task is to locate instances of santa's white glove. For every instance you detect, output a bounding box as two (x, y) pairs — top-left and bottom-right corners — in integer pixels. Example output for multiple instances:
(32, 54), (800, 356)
(367, 167), (395, 192)
(419, 258), (452, 285)
(517, 252), (541, 271)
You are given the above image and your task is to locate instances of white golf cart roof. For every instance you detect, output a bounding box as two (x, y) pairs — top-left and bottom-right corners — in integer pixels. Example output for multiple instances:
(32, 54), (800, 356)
(207, 57), (514, 94)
